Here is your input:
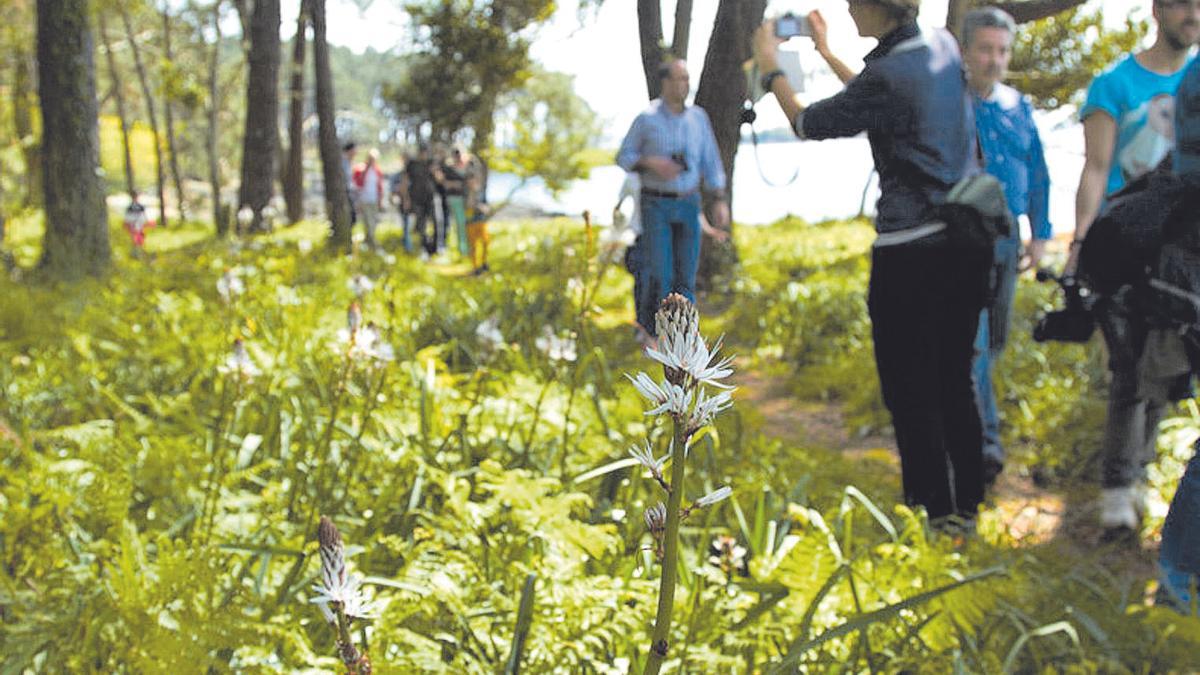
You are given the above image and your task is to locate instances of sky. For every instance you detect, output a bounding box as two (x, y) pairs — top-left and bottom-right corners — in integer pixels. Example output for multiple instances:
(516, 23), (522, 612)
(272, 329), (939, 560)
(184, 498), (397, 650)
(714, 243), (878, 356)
(311, 0), (1148, 143)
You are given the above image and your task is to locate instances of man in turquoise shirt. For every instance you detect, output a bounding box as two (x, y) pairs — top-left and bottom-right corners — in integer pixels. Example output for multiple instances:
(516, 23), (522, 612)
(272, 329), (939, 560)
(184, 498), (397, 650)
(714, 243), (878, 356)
(1067, 0), (1200, 535)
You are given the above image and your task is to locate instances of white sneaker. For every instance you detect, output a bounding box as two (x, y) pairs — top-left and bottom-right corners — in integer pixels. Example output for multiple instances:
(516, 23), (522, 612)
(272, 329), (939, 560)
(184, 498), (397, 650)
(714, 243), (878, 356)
(1099, 486), (1140, 530)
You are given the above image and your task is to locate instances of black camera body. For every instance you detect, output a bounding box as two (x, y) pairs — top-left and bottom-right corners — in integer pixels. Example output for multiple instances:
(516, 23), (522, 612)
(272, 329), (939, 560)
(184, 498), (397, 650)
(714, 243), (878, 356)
(670, 152), (689, 173)
(1032, 271), (1097, 343)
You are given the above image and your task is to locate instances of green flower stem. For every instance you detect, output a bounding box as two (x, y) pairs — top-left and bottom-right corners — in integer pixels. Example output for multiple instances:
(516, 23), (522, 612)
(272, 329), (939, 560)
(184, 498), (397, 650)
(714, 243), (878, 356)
(340, 367), (389, 500)
(294, 354), (353, 521)
(644, 418), (688, 675)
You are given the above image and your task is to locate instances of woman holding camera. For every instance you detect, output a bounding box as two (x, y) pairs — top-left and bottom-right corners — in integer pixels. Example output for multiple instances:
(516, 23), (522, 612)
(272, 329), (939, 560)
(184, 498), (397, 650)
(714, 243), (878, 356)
(754, 0), (989, 525)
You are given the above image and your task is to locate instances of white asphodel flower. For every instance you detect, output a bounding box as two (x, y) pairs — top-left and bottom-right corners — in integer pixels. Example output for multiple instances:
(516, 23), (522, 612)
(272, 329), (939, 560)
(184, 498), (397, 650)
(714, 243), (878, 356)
(475, 317), (505, 350)
(688, 387), (734, 432)
(646, 293), (734, 389)
(218, 339), (261, 379)
(298, 239), (314, 254)
(338, 320), (394, 363)
(695, 486), (733, 508)
(261, 204), (277, 222)
(629, 440), (668, 478)
(347, 274), (374, 298)
(311, 517), (377, 624)
(646, 331), (733, 390)
(236, 205), (254, 227)
(627, 372), (691, 417)
(217, 268), (245, 301)
(535, 326), (577, 363)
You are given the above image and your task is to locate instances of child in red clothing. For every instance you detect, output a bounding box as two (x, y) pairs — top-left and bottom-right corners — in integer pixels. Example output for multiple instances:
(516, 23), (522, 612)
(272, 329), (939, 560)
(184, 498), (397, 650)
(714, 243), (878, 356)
(123, 192), (155, 255)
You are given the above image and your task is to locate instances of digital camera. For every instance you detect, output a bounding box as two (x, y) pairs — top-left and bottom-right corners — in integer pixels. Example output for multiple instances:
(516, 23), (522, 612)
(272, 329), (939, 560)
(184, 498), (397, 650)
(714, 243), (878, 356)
(775, 12), (811, 39)
(671, 152), (689, 172)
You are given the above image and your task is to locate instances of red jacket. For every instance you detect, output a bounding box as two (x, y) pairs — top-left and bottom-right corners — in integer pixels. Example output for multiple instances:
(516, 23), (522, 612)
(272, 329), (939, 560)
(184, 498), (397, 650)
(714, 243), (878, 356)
(352, 164), (385, 201)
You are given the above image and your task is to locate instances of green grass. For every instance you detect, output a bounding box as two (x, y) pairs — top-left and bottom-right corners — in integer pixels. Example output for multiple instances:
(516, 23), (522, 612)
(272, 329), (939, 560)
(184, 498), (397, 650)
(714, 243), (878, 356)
(2, 212), (1199, 672)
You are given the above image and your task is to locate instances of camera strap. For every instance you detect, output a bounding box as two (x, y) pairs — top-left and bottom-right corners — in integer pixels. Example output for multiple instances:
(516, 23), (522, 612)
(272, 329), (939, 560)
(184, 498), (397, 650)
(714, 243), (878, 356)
(742, 101), (801, 188)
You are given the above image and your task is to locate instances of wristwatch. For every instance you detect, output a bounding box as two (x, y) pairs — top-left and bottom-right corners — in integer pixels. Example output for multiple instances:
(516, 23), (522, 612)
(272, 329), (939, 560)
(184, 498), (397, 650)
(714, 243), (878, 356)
(760, 69), (786, 93)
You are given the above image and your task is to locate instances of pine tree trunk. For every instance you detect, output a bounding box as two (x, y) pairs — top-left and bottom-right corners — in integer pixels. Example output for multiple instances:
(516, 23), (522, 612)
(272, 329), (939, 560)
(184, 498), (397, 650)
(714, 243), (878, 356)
(310, 0), (351, 248)
(207, 3), (225, 235)
(693, 0), (766, 290)
(637, 0), (664, 100)
(671, 0), (693, 59)
(98, 13), (136, 197)
(36, 0), (110, 277)
(238, 0), (281, 233)
(13, 53), (41, 208)
(161, 4), (187, 223)
(120, 4), (168, 229)
(283, 0), (309, 225)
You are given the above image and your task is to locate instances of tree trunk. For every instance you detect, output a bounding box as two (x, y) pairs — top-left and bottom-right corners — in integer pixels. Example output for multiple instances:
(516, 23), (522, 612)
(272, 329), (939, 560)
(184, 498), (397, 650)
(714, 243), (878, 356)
(120, 4), (168, 229)
(13, 52), (41, 208)
(637, 0), (664, 100)
(161, 3), (187, 222)
(693, 0), (766, 289)
(283, 0), (309, 225)
(310, 0), (351, 249)
(98, 13), (136, 197)
(207, 3), (226, 235)
(238, 0), (281, 233)
(36, 0), (110, 277)
(671, 0), (693, 59)
(945, 0), (973, 37)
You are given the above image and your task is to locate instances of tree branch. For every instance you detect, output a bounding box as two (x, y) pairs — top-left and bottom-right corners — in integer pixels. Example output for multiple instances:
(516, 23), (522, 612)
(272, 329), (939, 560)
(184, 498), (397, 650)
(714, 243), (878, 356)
(995, 0), (1088, 24)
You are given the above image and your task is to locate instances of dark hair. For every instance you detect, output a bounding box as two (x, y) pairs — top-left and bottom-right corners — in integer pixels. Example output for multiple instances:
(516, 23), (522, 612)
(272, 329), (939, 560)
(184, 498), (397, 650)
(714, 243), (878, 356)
(342, 142), (357, 152)
(962, 7), (1016, 47)
(657, 59), (680, 81)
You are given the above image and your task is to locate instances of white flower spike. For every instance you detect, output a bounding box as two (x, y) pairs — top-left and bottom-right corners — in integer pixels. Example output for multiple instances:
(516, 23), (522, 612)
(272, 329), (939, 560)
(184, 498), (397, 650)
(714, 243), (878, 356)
(347, 274), (374, 298)
(311, 517), (377, 624)
(218, 338), (261, 379)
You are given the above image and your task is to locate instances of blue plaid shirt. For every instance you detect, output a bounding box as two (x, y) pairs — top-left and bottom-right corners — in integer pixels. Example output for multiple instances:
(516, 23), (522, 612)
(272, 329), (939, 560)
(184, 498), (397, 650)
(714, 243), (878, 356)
(616, 100), (727, 195)
(972, 84), (1052, 240)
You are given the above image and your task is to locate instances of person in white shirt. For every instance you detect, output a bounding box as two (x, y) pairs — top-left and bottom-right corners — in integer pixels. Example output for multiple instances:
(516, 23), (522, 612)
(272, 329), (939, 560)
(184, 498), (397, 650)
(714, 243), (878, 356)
(353, 149), (386, 250)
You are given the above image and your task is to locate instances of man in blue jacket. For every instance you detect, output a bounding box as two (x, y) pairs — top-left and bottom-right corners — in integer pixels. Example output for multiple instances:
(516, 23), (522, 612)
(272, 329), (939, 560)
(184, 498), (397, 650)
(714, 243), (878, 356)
(961, 7), (1053, 485)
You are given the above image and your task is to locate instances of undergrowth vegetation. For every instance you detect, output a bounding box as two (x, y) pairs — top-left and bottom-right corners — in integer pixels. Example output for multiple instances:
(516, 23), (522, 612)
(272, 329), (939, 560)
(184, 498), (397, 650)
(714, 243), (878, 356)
(1, 214), (1198, 672)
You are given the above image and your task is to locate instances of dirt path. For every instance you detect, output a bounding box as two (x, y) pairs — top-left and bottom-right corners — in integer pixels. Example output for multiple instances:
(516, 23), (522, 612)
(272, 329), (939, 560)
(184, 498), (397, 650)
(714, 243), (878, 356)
(731, 360), (1140, 554)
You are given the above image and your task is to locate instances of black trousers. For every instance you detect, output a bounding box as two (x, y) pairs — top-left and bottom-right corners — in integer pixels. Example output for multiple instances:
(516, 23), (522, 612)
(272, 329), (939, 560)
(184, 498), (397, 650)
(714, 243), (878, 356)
(412, 201), (437, 255)
(868, 236), (989, 520)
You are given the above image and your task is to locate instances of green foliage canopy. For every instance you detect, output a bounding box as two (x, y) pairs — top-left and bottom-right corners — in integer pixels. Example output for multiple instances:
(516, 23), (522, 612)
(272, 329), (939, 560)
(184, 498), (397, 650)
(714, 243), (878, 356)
(492, 67), (602, 196)
(1010, 7), (1149, 109)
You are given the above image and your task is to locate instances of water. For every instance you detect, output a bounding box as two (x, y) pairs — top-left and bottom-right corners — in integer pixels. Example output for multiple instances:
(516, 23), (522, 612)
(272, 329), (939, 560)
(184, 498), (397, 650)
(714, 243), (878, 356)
(488, 123), (1084, 236)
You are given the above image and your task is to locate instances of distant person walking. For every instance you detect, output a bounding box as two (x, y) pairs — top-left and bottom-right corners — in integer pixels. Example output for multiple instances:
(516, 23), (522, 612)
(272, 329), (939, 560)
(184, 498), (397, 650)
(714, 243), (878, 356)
(961, 7), (1053, 485)
(342, 142), (358, 226)
(1065, 0), (1200, 534)
(404, 144), (440, 259)
(440, 146), (475, 258)
(754, 0), (987, 525)
(353, 149), (385, 250)
(616, 59), (729, 338)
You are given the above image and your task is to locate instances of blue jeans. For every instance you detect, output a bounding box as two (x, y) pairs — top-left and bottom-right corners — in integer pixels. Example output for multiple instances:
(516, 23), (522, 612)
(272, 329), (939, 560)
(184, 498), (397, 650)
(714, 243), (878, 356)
(1160, 439), (1200, 612)
(638, 194), (701, 334)
(399, 209), (413, 253)
(972, 236), (1020, 464)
